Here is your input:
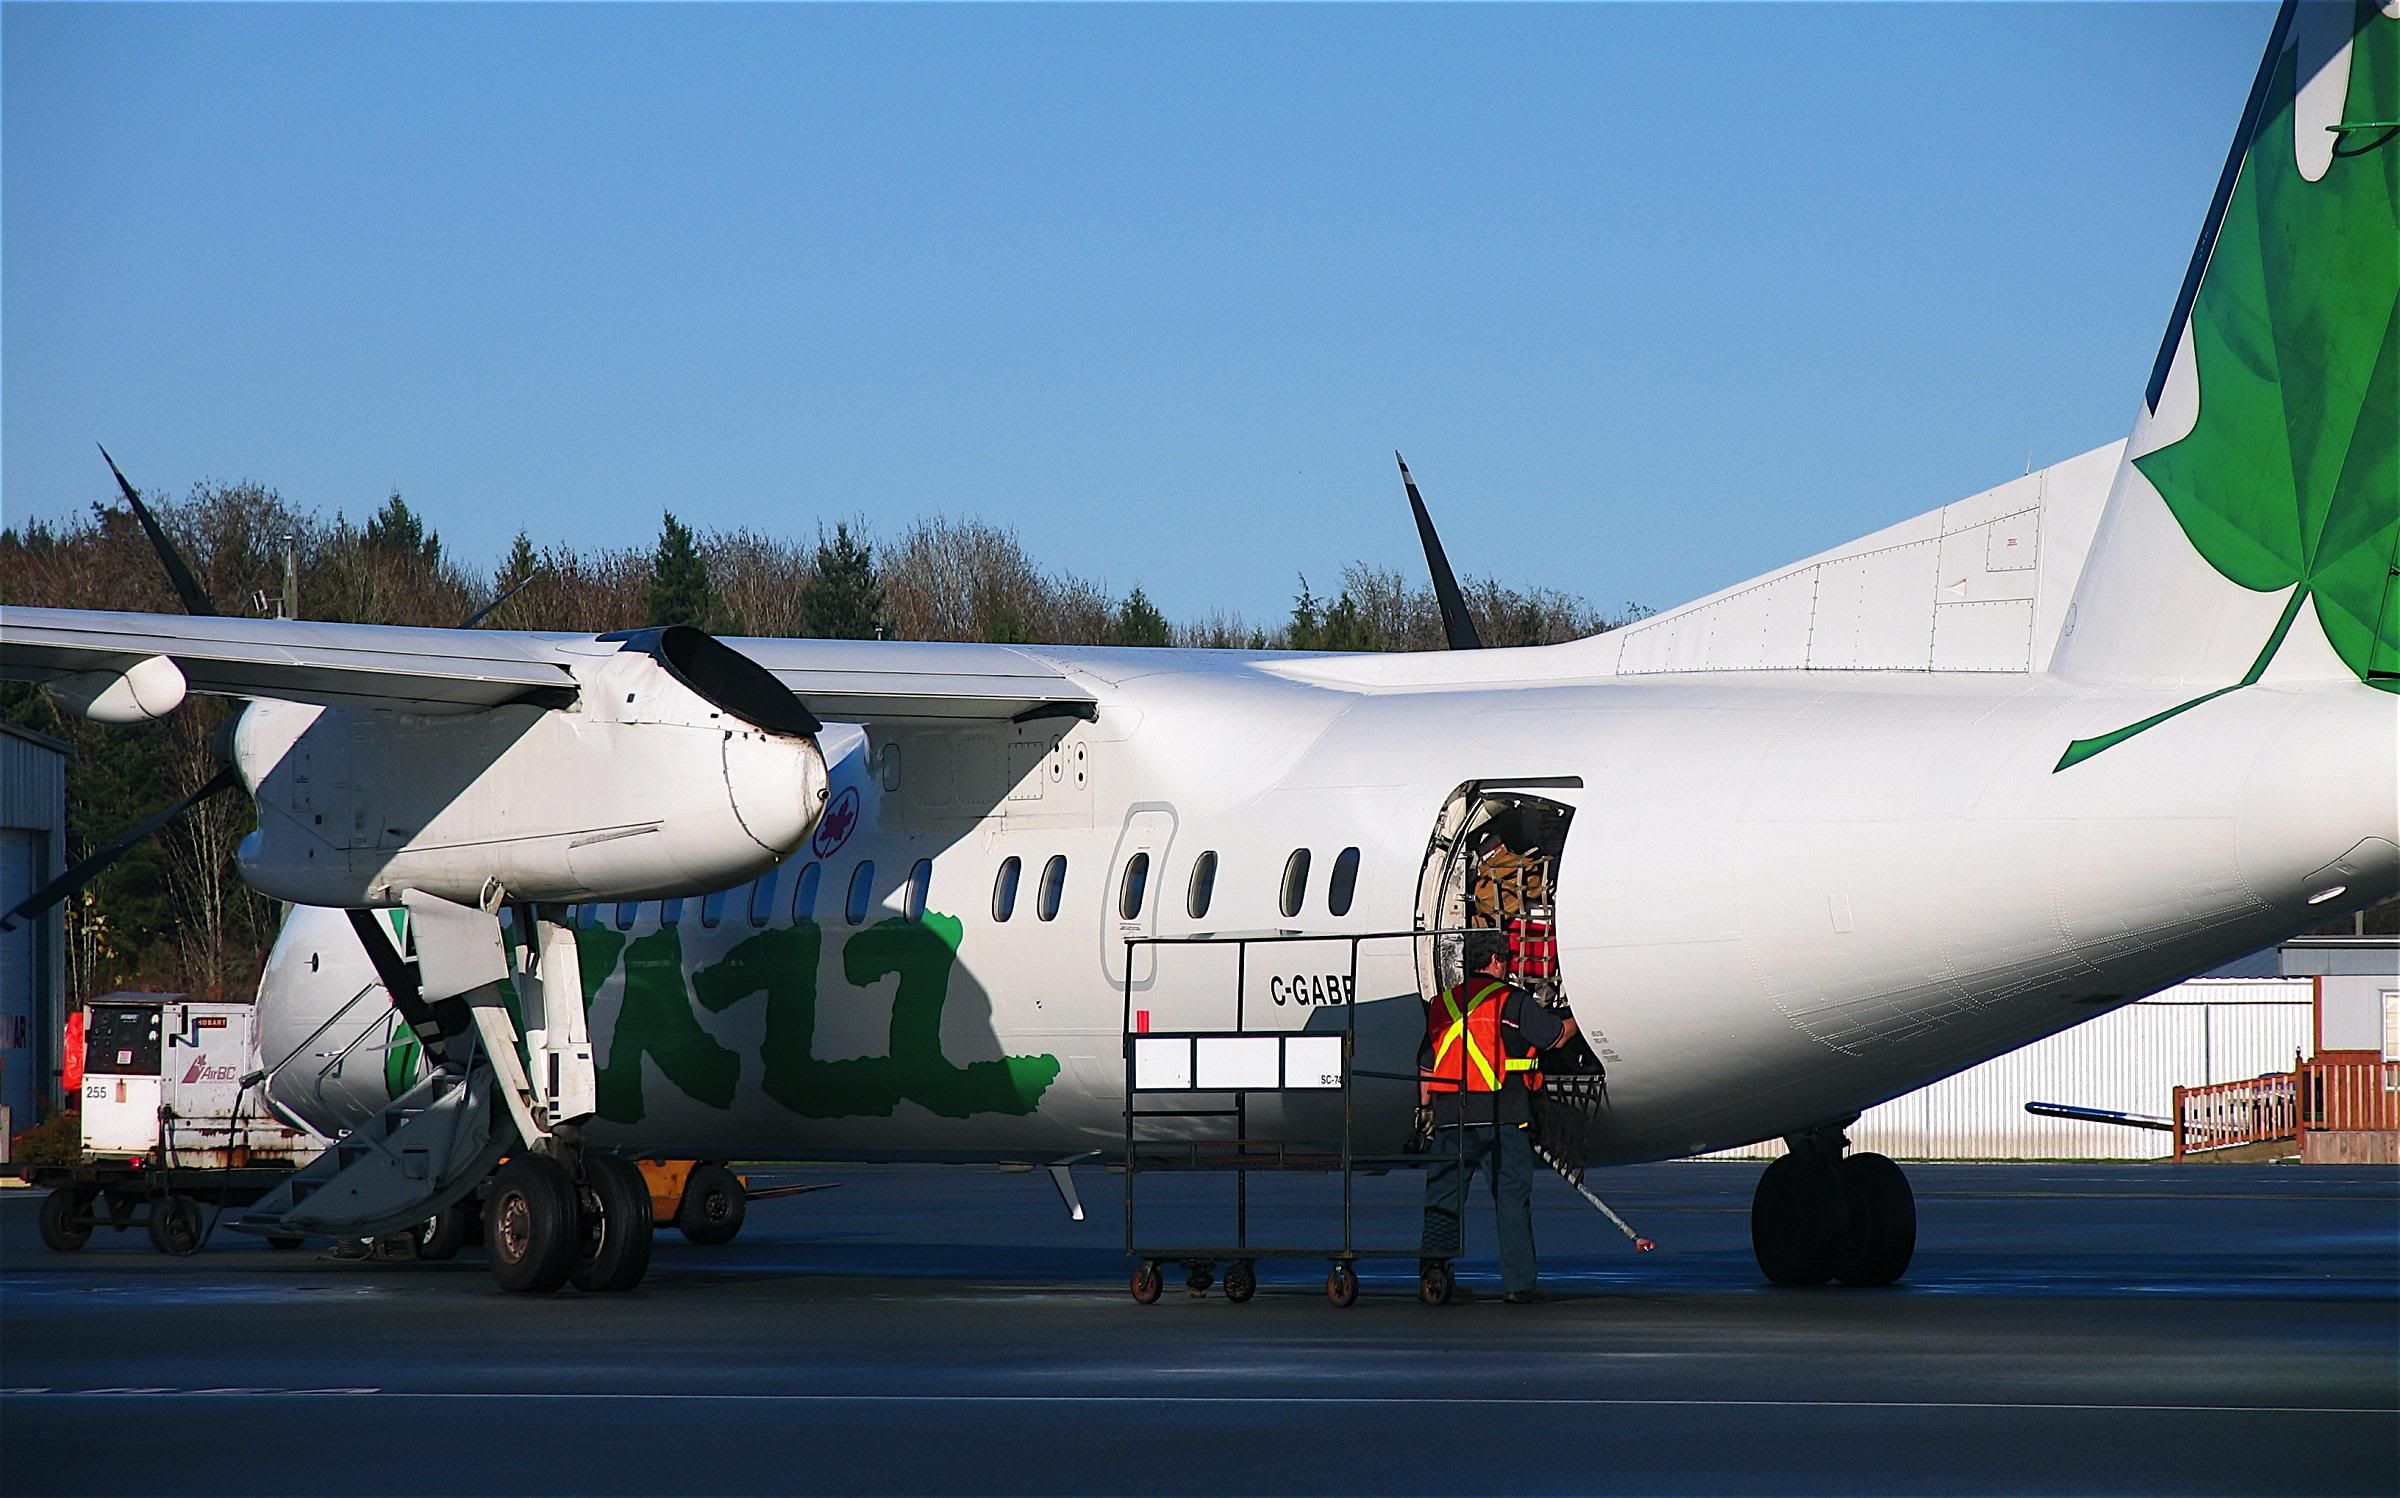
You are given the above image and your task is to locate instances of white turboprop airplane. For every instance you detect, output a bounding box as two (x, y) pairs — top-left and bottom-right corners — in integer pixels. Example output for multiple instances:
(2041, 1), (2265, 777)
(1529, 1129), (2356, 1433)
(3, 0), (2393, 1299)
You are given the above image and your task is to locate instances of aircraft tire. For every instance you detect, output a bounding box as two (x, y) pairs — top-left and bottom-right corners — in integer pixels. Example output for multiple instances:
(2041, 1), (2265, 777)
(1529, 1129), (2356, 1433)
(39, 1188), (91, 1252)
(146, 1195), (206, 1257)
(412, 1200), (478, 1262)
(675, 1162), (746, 1246)
(571, 1153), (655, 1293)
(486, 1155), (576, 1293)
(1751, 1153), (1841, 1286)
(1834, 1152), (1916, 1287)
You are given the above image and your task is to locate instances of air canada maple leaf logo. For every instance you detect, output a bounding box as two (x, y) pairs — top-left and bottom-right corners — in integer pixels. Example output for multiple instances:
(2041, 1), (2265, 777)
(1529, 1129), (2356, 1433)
(2060, 5), (2398, 771)
(811, 786), (861, 858)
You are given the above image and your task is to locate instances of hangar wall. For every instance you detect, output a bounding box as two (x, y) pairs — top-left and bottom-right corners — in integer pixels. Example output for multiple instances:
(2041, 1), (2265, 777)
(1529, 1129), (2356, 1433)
(0, 721), (69, 1133)
(1707, 978), (2312, 1161)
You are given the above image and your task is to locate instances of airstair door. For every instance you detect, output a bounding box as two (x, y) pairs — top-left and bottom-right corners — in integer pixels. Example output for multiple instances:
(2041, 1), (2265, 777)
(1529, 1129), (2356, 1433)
(1104, 804), (1178, 990)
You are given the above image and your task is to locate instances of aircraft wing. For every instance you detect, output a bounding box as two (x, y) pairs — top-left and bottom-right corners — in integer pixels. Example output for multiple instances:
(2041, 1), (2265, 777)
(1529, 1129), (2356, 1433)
(0, 606), (1099, 723)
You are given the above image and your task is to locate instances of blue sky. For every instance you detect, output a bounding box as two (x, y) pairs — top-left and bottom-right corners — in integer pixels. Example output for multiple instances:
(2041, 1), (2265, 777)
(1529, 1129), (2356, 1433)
(4, 2), (2276, 628)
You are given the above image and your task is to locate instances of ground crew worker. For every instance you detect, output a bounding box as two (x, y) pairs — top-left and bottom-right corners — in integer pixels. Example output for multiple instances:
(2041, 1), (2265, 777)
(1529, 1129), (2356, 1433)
(1420, 927), (1578, 1304)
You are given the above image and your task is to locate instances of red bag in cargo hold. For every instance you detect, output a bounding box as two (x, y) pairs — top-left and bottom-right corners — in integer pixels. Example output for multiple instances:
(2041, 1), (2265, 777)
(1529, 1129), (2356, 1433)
(1506, 918), (1556, 981)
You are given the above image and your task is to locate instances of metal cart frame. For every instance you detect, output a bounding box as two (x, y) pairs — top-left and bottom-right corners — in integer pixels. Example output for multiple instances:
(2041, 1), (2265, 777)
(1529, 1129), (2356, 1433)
(1119, 926), (1494, 1307)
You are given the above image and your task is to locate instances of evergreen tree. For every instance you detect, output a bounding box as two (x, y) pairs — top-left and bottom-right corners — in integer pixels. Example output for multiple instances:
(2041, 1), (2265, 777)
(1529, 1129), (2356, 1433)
(646, 511), (715, 629)
(800, 522), (884, 639)
(1112, 586), (1172, 648)
(364, 492), (440, 567)
(497, 531), (538, 592)
(1289, 576), (1323, 649)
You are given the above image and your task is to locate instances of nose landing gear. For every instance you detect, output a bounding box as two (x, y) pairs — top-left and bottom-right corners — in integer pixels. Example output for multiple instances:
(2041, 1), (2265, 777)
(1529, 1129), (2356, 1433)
(1749, 1131), (1917, 1287)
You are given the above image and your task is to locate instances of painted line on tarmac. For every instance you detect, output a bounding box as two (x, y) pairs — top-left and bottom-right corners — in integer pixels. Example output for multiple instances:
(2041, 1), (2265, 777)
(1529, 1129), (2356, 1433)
(4, 1388), (2392, 1416)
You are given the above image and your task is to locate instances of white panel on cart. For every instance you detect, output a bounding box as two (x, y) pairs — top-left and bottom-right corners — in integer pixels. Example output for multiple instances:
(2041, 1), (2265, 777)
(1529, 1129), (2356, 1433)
(1282, 1035), (1344, 1089)
(1131, 1036), (1192, 1091)
(82, 1075), (162, 1154)
(1194, 1036), (1280, 1091)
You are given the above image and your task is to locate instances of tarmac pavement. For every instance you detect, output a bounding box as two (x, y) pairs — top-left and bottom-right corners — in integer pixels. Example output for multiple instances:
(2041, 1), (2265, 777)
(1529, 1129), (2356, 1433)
(2, 1160), (2393, 1495)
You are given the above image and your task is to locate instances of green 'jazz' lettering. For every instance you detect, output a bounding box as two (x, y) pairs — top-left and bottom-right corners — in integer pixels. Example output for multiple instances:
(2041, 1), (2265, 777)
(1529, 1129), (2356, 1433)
(592, 911), (1060, 1124)
(592, 924), (743, 1124)
(845, 912), (1061, 1119)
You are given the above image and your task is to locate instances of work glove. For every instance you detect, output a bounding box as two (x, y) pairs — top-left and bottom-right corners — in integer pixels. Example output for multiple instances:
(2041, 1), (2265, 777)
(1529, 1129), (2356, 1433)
(1405, 1102), (1435, 1155)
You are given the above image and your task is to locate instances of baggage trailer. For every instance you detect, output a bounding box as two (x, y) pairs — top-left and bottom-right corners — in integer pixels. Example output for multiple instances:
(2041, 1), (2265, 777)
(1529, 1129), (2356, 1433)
(1122, 928), (1516, 1308)
(27, 995), (324, 1255)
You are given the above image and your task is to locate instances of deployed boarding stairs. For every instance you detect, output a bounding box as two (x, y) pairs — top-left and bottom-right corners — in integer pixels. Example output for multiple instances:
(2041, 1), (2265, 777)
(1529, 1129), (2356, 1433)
(233, 894), (594, 1244)
(233, 1062), (508, 1241)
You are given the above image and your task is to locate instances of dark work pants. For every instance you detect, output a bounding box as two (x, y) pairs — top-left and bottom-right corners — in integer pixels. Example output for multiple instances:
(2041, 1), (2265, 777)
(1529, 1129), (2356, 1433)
(1420, 1120), (1538, 1294)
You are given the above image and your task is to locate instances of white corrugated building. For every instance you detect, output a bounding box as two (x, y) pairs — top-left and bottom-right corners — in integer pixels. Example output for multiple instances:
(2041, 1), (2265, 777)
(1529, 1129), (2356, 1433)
(1708, 975), (2316, 1161)
(1, 720), (70, 1137)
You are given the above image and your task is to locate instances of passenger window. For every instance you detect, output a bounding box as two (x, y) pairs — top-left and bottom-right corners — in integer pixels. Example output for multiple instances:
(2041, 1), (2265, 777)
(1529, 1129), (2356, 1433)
(846, 861), (876, 925)
(905, 859), (932, 922)
(1328, 847), (1361, 917)
(1037, 855), (1067, 922)
(1280, 849), (1311, 919)
(614, 901), (640, 931)
(748, 869), (781, 927)
(992, 857), (1021, 922)
(661, 897), (686, 927)
(1119, 852), (1150, 921)
(700, 888), (731, 929)
(1187, 851), (1217, 920)
(792, 862), (821, 922)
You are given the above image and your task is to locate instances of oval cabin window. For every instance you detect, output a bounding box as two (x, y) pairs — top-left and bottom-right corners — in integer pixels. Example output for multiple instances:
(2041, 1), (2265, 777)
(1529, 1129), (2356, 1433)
(845, 861), (876, 925)
(1279, 849), (1311, 919)
(1187, 851), (1218, 920)
(791, 863), (822, 923)
(748, 869), (780, 927)
(1119, 853), (1150, 921)
(1327, 846), (1361, 917)
(1038, 855), (1067, 922)
(992, 857), (1022, 922)
(905, 859), (932, 922)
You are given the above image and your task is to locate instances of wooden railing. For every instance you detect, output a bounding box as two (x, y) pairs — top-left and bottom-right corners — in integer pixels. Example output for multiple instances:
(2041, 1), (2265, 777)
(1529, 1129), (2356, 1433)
(2173, 1056), (2400, 1158)
(2298, 1055), (2400, 1135)
(2172, 1071), (2299, 1158)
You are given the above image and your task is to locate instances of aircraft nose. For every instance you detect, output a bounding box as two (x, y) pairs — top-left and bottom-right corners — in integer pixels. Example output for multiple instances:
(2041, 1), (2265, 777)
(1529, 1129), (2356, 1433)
(2236, 686), (2400, 917)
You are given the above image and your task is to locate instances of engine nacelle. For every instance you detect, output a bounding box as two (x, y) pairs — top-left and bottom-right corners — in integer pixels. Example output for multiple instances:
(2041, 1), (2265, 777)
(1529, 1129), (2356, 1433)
(232, 631), (829, 907)
(43, 653), (188, 723)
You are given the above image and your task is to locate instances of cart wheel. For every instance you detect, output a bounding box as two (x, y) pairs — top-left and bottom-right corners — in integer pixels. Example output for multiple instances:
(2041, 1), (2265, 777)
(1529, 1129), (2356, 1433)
(39, 1188), (91, 1252)
(1326, 1263), (1359, 1308)
(147, 1195), (206, 1257)
(1130, 1260), (1164, 1305)
(1419, 1262), (1454, 1307)
(1184, 1261), (1214, 1297)
(1224, 1261), (1257, 1303)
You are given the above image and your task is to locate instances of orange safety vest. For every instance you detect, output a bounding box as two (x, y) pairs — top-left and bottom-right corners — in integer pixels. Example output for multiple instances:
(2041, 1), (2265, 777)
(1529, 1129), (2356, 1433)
(1423, 978), (1542, 1094)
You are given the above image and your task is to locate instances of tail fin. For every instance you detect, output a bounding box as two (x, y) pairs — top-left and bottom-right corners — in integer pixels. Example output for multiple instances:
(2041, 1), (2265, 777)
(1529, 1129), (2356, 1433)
(2052, 0), (2396, 766)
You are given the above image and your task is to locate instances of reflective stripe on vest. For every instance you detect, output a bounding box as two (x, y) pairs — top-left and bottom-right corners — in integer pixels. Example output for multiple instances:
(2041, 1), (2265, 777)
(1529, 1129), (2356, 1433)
(1424, 979), (1539, 1094)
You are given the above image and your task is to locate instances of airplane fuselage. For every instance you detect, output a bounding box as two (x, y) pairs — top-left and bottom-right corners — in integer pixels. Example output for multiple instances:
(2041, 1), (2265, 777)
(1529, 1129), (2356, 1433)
(263, 647), (2398, 1167)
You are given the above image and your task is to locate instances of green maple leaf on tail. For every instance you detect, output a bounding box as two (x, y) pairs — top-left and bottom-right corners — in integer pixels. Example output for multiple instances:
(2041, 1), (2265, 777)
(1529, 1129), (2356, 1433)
(2059, 5), (2399, 771)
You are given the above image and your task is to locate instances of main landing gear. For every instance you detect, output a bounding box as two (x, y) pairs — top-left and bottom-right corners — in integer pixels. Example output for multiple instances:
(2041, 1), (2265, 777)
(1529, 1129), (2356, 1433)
(483, 1147), (656, 1295)
(1749, 1130), (1916, 1287)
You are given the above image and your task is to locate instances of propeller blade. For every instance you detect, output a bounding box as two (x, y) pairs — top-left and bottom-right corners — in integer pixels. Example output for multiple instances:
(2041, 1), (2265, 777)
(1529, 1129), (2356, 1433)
(458, 567), (544, 630)
(98, 444), (217, 617)
(0, 765), (242, 931)
(1397, 452), (1482, 650)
